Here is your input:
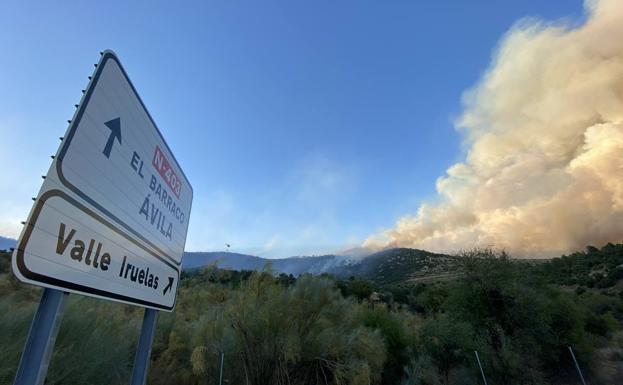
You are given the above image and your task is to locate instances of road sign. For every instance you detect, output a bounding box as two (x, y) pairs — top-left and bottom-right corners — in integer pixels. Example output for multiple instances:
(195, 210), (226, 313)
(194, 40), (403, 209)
(12, 50), (193, 311)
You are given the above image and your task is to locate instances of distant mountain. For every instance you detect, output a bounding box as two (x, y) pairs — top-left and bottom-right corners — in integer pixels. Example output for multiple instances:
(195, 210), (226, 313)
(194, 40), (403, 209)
(183, 248), (459, 283)
(0, 236), (16, 251)
(183, 252), (350, 276)
(184, 252), (267, 271)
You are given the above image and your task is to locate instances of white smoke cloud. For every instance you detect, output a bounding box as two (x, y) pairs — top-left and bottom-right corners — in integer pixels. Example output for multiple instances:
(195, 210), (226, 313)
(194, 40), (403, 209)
(365, 0), (623, 257)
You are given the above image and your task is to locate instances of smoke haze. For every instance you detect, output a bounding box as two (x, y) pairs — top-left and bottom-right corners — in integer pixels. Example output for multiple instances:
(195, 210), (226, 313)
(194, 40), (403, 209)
(365, 0), (623, 257)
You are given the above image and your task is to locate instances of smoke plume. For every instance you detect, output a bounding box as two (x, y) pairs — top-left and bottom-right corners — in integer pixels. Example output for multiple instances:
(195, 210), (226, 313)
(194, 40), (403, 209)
(365, 0), (623, 257)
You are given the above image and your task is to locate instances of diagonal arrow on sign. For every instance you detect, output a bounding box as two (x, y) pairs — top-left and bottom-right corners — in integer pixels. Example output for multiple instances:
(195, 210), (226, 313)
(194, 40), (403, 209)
(103, 118), (122, 158)
(163, 277), (174, 295)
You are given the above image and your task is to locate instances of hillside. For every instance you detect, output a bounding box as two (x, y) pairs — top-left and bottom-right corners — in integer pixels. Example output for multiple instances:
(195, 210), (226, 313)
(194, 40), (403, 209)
(183, 247), (459, 283)
(536, 243), (623, 290)
(331, 248), (458, 284)
(183, 252), (348, 275)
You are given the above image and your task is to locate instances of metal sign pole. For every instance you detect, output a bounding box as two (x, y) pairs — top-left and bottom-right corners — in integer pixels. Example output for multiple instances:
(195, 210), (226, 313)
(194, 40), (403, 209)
(474, 350), (489, 385)
(14, 288), (68, 385)
(568, 346), (587, 385)
(218, 351), (224, 385)
(130, 308), (158, 385)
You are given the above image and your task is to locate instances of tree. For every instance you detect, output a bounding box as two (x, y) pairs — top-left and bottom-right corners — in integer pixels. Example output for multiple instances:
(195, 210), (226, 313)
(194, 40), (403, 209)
(420, 315), (474, 385)
(443, 249), (600, 383)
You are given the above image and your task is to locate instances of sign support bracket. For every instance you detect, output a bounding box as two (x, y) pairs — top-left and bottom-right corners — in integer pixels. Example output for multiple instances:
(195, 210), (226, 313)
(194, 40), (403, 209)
(130, 308), (158, 385)
(14, 288), (69, 385)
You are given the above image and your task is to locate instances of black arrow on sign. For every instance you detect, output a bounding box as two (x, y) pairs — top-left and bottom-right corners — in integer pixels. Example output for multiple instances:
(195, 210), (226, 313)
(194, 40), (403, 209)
(163, 277), (174, 295)
(103, 118), (122, 158)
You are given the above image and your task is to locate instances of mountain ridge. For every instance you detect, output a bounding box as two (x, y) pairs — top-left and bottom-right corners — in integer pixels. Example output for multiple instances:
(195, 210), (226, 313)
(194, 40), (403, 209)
(183, 248), (458, 283)
(0, 236), (16, 251)
(183, 251), (350, 276)
(0, 231), (457, 282)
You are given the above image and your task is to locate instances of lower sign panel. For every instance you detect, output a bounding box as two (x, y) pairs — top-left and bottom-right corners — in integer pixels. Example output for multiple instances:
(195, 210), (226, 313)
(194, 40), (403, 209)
(12, 190), (179, 311)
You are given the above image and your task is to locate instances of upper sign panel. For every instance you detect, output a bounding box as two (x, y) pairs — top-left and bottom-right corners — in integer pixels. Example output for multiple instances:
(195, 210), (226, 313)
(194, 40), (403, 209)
(56, 51), (192, 265)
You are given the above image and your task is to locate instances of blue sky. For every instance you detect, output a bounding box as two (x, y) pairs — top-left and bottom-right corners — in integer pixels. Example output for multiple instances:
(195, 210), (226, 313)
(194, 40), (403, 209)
(0, 1), (584, 257)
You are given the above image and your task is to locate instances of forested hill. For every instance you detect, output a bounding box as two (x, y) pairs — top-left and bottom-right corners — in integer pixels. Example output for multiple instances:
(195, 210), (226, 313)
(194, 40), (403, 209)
(183, 248), (458, 283)
(183, 243), (623, 287)
(536, 242), (623, 289)
(331, 248), (458, 284)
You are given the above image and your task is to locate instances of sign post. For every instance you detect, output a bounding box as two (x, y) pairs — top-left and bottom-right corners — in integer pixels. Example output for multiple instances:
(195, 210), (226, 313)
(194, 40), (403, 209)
(568, 346), (587, 385)
(12, 50), (192, 384)
(13, 289), (68, 385)
(474, 351), (489, 385)
(131, 309), (159, 385)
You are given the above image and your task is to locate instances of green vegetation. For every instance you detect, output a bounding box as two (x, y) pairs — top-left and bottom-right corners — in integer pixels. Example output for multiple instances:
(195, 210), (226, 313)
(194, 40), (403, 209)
(334, 248), (459, 284)
(1, 244), (623, 384)
(537, 243), (623, 289)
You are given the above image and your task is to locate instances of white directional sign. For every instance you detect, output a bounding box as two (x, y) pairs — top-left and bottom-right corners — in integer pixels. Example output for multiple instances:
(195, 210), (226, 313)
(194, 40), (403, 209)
(12, 50), (192, 311)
